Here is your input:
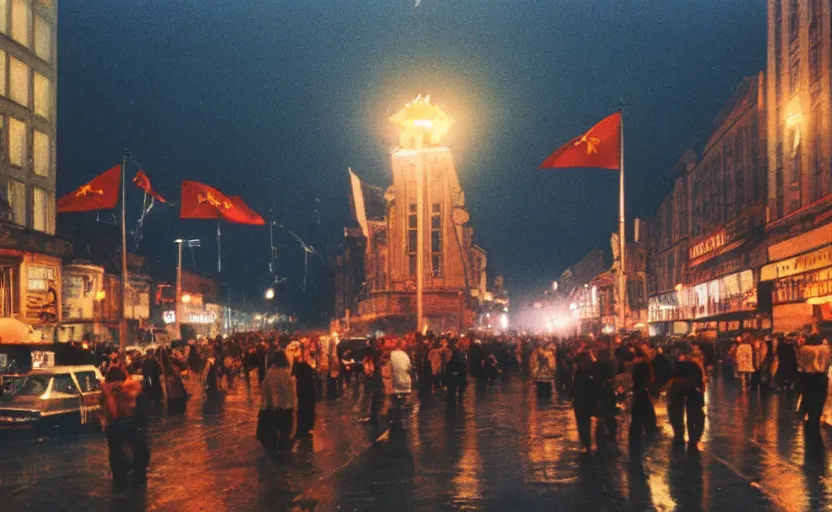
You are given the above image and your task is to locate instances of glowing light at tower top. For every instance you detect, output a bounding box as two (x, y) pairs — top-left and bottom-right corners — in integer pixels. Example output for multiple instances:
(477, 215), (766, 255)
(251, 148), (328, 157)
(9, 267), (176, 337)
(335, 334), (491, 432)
(390, 95), (455, 148)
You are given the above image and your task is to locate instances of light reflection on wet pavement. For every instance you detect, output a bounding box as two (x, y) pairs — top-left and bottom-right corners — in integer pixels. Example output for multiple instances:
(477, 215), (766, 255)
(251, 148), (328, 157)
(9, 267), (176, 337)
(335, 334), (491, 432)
(1, 367), (832, 511)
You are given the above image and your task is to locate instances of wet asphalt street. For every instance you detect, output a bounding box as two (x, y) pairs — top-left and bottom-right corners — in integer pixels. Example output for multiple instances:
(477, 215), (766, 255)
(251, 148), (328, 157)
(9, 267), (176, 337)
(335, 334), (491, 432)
(1, 367), (832, 511)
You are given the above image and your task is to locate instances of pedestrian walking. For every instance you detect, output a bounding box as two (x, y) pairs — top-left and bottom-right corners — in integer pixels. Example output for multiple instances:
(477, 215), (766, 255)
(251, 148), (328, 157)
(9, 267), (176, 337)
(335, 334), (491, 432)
(530, 343), (556, 398)
(629, 351), (657, 450)
(100, 365), (150, 489)
(667, 346), (706, 451)
(797, 329), (831, 428)
(259, 351), (296, 451)
(444, 340), (467, 402)
(388, 340), (412, 427)
(292, 347), (317, 438)
(734, 334), (754, 392)
(573, 348), (601, 453)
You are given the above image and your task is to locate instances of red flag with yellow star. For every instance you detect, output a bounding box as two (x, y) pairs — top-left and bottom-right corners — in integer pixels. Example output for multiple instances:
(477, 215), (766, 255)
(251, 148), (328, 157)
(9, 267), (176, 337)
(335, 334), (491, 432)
(180, 181), (264, 225)
(539, 112), (621, 170)
(57, 165), (121, 213)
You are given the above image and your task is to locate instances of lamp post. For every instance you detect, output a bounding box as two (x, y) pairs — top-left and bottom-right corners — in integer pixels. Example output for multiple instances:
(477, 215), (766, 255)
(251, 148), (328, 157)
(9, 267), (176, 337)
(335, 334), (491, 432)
(174, 238), (200, 340)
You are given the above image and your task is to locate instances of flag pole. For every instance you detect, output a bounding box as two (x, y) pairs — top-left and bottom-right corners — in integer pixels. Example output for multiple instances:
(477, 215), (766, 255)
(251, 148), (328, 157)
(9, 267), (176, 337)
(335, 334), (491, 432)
(119, 151), (129, 363)
(217, 221), (222, 273)
(618, 112), (627, 337)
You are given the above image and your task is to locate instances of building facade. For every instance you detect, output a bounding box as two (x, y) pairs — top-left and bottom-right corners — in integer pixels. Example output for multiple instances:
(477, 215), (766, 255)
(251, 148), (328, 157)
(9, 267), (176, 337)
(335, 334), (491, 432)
(648, 74), (769, 338)
(763, 0), (832, 332)
(0, 0), (66, 341)
(338, 97), (490, 334)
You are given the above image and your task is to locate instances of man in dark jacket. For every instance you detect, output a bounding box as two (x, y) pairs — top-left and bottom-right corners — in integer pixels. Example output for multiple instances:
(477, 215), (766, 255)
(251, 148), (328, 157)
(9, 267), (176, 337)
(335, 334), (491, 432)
(445, 342), (468, 402)
(573, 349), (601, 453)
(292, 348), (317, 438)
(629, 352), (657, 450)
(668, 347), (706, 450)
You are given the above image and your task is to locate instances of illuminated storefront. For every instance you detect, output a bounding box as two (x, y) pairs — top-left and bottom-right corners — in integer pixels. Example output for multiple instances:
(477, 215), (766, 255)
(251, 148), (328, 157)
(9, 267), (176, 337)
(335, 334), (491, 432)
(761, 243), (832, 332)
(648, 269), (759, 336)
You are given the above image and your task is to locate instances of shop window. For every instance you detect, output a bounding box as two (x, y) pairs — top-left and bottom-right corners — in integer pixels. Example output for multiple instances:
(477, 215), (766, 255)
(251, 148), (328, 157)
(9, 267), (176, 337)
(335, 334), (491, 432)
(27, 265), (53, 291)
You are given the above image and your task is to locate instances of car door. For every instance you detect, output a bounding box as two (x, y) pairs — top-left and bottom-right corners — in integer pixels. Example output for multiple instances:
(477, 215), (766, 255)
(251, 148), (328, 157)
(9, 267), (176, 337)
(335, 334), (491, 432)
(72, 371), (102, 426)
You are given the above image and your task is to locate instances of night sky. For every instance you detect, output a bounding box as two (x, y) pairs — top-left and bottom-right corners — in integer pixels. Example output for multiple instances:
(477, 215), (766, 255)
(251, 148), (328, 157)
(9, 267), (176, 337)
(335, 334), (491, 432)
(56, 0), (766, 316)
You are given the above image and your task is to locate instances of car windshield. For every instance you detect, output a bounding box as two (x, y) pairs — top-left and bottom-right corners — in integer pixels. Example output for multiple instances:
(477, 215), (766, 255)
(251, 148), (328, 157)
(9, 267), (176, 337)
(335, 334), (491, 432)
(15, 375), (52, 396)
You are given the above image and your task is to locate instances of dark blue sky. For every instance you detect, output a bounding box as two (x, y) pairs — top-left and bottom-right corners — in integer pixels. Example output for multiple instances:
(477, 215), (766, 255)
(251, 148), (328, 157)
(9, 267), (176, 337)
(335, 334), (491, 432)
(57, 0), (766, 309)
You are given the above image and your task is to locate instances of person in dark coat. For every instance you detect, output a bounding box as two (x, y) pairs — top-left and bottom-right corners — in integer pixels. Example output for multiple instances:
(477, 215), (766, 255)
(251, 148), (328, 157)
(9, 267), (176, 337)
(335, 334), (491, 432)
(573, 349), (601, 453)
(141, 349), (163, 404)
(292, 347), (317, 438)
(667, 347), (706, 451)
(775, 335), (798, 391)
(445, 342), (468, 402)
(629, 352), (657, 450)
(651, 346), (672, 395)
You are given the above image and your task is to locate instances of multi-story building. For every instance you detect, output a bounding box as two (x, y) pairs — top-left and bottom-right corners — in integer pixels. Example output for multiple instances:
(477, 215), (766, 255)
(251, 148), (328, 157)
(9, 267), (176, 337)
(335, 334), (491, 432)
(648, 73), (769, 338)
(762, 0), (832, 332)
(337, 97), (490, 333)
(0, 0), (67, 340)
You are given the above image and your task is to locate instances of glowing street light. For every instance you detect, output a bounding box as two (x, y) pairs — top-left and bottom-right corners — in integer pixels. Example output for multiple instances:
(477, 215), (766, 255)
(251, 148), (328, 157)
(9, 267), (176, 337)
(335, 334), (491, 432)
(265, 288), (275, 300)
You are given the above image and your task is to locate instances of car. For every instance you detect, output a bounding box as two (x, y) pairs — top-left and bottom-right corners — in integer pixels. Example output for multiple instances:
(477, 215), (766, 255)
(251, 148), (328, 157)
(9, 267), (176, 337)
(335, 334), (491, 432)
(0, 365), (103, 431)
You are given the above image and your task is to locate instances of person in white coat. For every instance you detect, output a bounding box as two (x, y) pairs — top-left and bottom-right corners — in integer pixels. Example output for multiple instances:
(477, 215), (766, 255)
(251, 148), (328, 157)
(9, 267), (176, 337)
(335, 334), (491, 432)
(388, 341), (412, 427)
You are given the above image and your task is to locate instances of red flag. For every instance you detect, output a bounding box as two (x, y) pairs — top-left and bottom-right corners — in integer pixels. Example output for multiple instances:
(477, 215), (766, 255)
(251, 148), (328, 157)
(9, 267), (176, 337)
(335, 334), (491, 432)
(57, 165), (121, 213)
(132, 170), (166, 203)
(228, 196), (266, 225)
(180, 181), (265, 225)
(539, 112), (621, 170)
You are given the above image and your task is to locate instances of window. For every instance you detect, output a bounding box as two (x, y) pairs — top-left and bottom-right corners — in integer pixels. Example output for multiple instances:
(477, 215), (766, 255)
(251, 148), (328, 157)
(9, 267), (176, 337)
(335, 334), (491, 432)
(0, 51), (6, 97)
(10, 57), (29, 107)
(813, 109), (822, 201)
(11, 0), (30, 48)
(407, 203), (417, 277)
(33, 130), (48, 176)
(789, 0), (799, 43)
(0, 0), (7, 34)
(34, 72), (49, 118)
(430, 203), (441, 277)
(0, 265), (14, 317)
(27, 264), (52, 290)
(34, 15), (50, 62)
(50, 375), (79, 395)
(74, 371), (100, 393)
(9, 117), (27, 167)
(32, 186), (52, 233)
(8, 179), (25, 225)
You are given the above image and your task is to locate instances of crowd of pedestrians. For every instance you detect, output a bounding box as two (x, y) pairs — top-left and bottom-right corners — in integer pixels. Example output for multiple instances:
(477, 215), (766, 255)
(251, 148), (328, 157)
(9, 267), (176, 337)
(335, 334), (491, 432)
(89, 322), (831, 487)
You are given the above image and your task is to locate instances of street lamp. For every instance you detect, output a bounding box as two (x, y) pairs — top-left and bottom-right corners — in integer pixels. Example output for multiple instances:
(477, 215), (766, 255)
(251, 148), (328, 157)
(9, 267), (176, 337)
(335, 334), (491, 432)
(174, 238), (200, 340)
(265, 288), (275, 300)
